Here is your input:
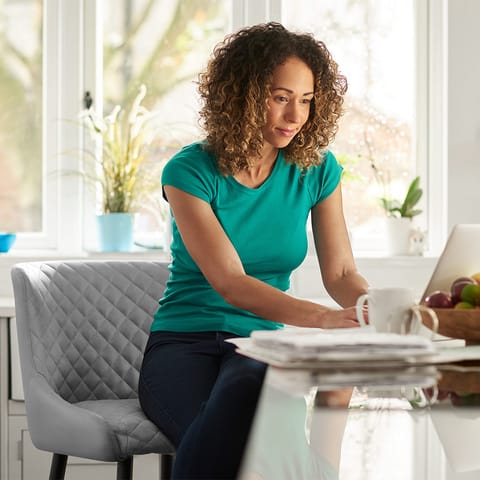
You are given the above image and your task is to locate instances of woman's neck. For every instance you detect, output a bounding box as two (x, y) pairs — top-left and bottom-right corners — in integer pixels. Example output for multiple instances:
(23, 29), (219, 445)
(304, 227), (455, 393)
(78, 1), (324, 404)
(234, 147), (279, 188)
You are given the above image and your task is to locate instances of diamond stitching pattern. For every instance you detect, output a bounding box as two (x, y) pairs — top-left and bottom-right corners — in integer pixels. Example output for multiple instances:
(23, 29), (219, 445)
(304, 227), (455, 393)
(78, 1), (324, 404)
(26, 261), (170, 403)
(75, 399), (175, 457)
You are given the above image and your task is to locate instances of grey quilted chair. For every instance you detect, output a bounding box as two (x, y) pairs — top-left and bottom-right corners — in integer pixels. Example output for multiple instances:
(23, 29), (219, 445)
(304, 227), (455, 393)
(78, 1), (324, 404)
(11, 260), (175, 480)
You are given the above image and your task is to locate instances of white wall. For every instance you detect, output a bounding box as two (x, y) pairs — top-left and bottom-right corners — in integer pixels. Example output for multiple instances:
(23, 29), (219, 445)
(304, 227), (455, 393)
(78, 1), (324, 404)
(447, 0), (480, 230)
(290, 256), (437, 305)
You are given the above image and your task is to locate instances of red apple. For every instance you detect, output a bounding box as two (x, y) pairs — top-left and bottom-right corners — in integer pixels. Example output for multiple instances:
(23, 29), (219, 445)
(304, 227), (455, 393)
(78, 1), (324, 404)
(425, 290), (453, 308)
(451, 277), (477, 304)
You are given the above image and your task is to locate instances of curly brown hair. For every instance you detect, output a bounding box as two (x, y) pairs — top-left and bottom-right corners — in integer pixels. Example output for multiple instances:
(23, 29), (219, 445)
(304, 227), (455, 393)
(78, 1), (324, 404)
(198, 22), (347, 175)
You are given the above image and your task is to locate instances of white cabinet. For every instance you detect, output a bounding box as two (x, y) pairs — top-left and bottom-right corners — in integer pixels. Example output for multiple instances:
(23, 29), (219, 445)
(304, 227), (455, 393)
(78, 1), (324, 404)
(0, 314), (10, 480)
(1, 314), (162, 480)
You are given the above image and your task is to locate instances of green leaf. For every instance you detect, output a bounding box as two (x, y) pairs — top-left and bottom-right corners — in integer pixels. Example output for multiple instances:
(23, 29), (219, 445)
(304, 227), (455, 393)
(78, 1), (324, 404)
(403, 208), (423, 218)
(397, 176), (423, 217)
(380, 197), (401, 212)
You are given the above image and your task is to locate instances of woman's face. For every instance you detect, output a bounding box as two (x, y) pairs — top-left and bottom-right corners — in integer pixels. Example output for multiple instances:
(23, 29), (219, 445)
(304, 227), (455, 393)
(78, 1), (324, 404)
(261, 56), (314, 149)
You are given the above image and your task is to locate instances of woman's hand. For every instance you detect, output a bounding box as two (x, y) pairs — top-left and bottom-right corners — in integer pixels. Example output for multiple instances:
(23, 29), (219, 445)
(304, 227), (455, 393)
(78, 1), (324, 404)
(307, 306), (362, 329)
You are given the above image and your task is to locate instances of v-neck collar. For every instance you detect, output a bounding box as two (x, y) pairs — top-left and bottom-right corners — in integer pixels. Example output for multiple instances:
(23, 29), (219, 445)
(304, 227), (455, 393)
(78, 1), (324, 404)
(226, 151), (283, 193)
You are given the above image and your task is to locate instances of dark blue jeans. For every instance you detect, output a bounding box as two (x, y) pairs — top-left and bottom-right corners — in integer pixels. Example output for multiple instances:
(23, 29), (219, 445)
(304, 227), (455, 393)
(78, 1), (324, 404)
(138, 331), (267, 479)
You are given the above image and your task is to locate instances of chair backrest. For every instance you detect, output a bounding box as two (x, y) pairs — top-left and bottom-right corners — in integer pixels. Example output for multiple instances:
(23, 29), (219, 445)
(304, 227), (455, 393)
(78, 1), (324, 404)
(11, 261), (170, 403)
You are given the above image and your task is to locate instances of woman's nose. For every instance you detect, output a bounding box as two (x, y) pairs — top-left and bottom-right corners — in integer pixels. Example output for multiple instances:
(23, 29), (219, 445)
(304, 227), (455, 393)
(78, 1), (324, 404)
(285, 102), (302, 123)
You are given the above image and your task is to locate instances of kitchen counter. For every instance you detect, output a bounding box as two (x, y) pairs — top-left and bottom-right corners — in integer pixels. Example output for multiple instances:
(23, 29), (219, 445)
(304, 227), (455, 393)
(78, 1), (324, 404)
(0, 299), (15, 318)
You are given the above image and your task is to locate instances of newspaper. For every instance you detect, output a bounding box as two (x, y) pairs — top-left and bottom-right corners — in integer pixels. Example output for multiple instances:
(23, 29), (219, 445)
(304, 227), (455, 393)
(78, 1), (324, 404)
(227, 326), (480, 368)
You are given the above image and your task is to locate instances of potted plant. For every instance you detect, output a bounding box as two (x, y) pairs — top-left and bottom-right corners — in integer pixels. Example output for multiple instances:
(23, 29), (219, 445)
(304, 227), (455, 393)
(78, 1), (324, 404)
(79, 84), (164, 252)
(380, 176), (423, 255)
(379, 176), (423, 219)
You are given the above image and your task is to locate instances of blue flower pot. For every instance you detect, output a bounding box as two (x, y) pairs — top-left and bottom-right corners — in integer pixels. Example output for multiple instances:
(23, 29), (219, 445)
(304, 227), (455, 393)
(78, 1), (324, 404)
(96, 213), (134, 252)
(0, 233), (17, 253)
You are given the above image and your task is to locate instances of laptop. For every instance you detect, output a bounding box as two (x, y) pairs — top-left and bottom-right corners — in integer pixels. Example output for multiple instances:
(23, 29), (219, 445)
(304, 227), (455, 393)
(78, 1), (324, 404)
(420, 224), (480, 302)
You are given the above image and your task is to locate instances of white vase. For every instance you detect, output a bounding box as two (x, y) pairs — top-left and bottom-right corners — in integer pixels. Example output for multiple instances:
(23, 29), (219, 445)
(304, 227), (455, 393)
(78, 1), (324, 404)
(385, 217), (412, 256)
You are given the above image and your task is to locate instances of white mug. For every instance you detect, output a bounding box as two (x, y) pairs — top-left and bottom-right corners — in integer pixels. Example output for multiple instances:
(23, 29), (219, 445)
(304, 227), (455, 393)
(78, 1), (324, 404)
(356, 287), (438, 336)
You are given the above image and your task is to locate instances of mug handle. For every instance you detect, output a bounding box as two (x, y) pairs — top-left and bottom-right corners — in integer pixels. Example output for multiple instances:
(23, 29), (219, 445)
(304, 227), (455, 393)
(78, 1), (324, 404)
(355, 294), (369, 327)
(411, 305), (439, 340)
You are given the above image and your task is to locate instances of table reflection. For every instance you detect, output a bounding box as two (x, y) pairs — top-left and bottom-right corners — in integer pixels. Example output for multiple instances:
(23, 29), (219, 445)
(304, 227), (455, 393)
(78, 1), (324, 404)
(239, 364), (480, 480)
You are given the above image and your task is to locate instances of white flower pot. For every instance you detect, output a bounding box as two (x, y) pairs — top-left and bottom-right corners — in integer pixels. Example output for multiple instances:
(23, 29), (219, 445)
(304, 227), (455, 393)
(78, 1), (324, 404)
(385, 217), (413, 256)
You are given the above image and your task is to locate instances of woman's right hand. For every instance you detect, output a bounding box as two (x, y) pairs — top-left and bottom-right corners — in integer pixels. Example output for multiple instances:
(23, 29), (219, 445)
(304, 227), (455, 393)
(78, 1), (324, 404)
(311, 306), (363, 329)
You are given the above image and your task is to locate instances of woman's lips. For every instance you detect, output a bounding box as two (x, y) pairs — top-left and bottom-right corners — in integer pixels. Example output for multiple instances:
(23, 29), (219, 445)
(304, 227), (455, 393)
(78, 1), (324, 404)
(276, 127), (297, 137)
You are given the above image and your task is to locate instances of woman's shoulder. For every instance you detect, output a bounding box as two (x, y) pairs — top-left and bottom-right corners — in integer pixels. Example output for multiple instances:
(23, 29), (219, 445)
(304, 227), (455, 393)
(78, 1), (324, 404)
(170, 141), (214, 163)
(165, 141), (218, 175)
(291, 149), (339, 175)
(162, 141), (219, 200)
(315, 149), (337, 169)
(300, 150), (343, 204)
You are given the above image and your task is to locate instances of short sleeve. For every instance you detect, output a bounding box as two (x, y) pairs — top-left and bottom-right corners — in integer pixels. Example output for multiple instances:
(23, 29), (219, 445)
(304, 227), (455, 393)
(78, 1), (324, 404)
(161, 143), (217, 203)
(307, 150), (343, 206)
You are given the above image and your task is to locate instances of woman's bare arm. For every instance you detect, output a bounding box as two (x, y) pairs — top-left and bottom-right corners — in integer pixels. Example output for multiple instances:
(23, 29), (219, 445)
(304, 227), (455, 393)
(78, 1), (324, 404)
(165, 185), (361, 328)
(311, 183), (369, 308)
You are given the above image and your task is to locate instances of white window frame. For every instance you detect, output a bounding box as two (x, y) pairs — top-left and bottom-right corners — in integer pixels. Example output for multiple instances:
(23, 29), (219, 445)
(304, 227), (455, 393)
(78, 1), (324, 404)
(13, 0), (86, 252)
(421, 0), (448, 255)
(12, 0), (447, 256)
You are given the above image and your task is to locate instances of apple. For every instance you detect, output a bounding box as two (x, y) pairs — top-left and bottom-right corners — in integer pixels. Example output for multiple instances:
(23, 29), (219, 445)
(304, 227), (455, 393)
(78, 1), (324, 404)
(450, 276), (477, 304)
(454, 301), (475, 310)
(425, 290), (453, 308)
(460, 284), (480, 306)
(471, 272), (480, 284)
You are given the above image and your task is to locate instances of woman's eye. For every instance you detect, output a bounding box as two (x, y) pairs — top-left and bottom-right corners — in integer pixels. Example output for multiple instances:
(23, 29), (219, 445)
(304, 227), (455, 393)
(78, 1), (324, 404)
(275, 96), (289, 103)
(301, 98), (313, 104)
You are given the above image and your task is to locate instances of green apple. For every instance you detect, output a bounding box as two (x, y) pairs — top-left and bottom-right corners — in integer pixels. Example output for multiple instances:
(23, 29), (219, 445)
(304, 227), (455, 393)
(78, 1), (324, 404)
(454, 301), (475, 310)
(460, 284), (480, 306)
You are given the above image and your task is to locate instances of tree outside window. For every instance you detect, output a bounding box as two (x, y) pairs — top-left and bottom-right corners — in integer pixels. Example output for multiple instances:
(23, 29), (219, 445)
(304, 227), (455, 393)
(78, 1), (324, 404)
(0, 0), (42, 233)
(101, 0), (230, 248)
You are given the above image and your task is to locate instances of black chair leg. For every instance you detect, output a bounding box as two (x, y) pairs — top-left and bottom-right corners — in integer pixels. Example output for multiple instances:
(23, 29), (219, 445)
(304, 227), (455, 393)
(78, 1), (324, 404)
(49, 453), (68, 480)
(160, 454), (174, 480)
(117, 457), (133, 480)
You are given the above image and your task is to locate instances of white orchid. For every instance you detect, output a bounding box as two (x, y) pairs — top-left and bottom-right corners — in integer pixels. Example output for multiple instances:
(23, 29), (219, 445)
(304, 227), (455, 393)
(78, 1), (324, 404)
(128, 83), (147, 124)
(80, 85), (163, 214)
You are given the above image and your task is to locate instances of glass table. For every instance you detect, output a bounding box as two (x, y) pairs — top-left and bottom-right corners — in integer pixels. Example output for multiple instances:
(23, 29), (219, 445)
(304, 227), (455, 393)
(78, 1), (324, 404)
(239, 363), (480, 480)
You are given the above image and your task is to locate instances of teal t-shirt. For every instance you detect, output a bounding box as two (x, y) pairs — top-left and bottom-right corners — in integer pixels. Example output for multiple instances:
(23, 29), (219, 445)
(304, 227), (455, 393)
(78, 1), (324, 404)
(151, 141), (342, 337)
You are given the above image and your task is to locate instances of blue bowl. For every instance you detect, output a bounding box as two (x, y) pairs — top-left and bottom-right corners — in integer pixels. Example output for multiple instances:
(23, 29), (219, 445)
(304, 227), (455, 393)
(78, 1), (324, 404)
(0, 233), (17, 253)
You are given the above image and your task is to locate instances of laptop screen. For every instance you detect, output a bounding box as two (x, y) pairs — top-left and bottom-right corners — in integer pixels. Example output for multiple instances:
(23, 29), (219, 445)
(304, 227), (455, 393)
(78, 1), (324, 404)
(421, 224), (480, 302)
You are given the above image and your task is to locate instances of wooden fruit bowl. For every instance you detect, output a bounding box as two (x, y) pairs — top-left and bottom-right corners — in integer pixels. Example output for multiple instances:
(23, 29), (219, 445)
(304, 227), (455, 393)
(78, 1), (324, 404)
(438, 368), (480, 393)
(420, 307), (480, 343)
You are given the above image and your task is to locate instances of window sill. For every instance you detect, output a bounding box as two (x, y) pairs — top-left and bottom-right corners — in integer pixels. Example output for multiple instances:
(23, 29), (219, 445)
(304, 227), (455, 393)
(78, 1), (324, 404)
(292, 254), (439, 301)
(0, 248), (171, 298)
(301, 252), (438, 266)
(0, 246), (170, 259)
(1, 249), (438, 300)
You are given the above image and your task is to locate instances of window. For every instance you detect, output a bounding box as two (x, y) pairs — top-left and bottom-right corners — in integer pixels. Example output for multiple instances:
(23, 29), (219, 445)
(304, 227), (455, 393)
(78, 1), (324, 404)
(0, 0), (43, 234)
(3, 0), (448, 255)
(283, 0), (420, 253)
(98, 0), (231, 249)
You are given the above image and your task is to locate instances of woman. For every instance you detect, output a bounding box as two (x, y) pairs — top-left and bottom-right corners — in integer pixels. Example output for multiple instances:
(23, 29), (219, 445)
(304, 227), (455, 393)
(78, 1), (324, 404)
(139, 22), (369, 479)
